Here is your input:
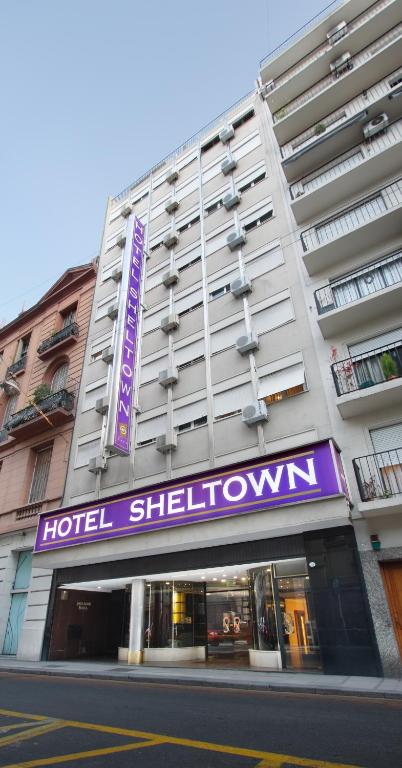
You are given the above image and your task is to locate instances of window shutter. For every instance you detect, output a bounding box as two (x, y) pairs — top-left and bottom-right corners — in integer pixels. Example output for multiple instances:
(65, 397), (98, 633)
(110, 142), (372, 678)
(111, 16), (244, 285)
(137, 414), (167, 442)
(173, 399), (207, 427)
(51, 363), (69, 392)
(349, 327), (402, 357)
(370, 424), (402, 453)
(258, 363), (305, 398)
(29, 447), (53, 503)
(214, 382), (252, 417)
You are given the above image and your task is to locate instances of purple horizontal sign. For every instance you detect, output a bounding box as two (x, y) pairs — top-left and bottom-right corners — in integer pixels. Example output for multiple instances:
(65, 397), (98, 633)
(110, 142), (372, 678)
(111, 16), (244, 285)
(35, 440), (346, 553)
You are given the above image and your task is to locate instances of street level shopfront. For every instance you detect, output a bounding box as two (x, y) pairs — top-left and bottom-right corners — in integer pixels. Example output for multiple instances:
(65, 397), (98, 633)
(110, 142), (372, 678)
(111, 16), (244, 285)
(34, 440), (381, 676)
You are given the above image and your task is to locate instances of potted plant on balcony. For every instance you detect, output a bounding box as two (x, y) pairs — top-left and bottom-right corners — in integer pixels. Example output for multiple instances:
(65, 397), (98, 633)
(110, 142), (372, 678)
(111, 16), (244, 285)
(380, 352), (398, 381)
(314, 123), (326, 136)
(32, 383), (51, 404)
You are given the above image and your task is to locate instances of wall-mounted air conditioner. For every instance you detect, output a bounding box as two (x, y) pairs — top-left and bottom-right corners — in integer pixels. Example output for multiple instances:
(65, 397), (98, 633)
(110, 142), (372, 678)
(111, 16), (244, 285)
(236, 331), (259, 355)
(330, 52), (352, 77)
(226, 228), (246, 251)
(223, 191), (241, 210)
(102, 346), (114, 364)
(326, 20), (348, 45)
(230, 276), (252, 298)
(219, 124), (235, 144)
(160, 313), (180, 333)
(120, 202), (132, 218)
(158, 367), (178, 388)
(363, 113), (389, 139)
(162, 268), (179, 287)
(165, 197), (179, 214)
(163, 230), (179, 249)
(95, 397), (109, 415)
(221, 157), (237, 175)
(242, 400), (269, 426)
(156, 432), (177, 453)
(112, 266), (122, 282)
(166, 168), (179, 184)
(116, 232), (126, 248)
(107, 304), (118, 321)
(88, 456), (107, 474)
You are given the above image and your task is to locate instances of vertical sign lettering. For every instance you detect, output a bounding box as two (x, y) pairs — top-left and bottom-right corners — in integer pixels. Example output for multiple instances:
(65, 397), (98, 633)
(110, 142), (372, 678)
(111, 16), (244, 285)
(105, 216), (145, 455)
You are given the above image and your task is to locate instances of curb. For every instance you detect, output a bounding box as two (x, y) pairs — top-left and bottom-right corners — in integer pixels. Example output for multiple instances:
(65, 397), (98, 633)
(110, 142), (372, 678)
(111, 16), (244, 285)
(1, 666), (402, 700)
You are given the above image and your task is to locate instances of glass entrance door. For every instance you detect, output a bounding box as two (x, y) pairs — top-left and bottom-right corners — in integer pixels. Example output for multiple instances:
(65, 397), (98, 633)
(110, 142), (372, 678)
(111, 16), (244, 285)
(206, 585), (252, 663)
(274, 559), (321, 671)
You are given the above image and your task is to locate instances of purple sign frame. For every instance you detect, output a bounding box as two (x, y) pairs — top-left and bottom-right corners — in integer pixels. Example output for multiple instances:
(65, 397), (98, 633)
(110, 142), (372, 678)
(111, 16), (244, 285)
(105, 216), (144, 455)
(35, 440), (346, 553)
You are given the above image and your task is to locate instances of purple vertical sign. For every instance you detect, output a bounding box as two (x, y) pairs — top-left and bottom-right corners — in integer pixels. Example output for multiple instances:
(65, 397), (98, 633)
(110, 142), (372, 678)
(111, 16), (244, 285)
(105, 216), (145, 455)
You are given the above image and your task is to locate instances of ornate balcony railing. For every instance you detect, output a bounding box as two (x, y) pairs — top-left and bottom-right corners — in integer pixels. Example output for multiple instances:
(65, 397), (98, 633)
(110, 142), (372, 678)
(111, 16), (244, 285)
(15, 502), (43, 521)
(331, 341), (402, 396)
(37, 322), (79, 355)
(6, 356), (27, 377)
(300, 179), (402, 252)
(314, 250), (402, 314)
(4, 389), (75, 432)
(353, 448), (402, 501)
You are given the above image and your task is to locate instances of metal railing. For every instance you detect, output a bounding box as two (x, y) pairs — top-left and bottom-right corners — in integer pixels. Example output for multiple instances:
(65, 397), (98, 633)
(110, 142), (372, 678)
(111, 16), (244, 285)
(6, 356), (27, 377)
(300, 178), (402, 252)
(353, 448), (402, 501)
(37, 322), (79, 355)
(290, 119), (402, 200)
(315, 250), (402, 314)
(4, 389), (75, 431)
(272, 23), (402, 123)
(15, 502), (43, 521)
(331, 341), (402, 396)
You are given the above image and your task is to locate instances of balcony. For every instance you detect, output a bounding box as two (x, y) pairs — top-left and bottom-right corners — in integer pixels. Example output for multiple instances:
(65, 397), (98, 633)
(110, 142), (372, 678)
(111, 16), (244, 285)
(331, 340), (402, 418)
(300, 178), (402, 276)
(37, 322), (79, 360)
(280, 67), (402, 180)
(6, 355), (27, 378)
(262, 0), (400, 113)
(290, 118), (402, 224)
(271, 23), (402, 144)
(315, 250), (402, 338)
(4, 389), (75, 440)
(353, 448), (402, 517)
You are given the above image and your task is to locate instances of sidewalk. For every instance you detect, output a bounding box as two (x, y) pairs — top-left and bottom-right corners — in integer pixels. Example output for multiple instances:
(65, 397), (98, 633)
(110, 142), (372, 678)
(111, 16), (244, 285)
(1, 657), (402, 699)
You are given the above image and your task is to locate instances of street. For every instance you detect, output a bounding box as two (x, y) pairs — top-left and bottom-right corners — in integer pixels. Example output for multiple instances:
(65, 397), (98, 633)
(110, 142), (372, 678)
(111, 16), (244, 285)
(0, 673), (401, 767)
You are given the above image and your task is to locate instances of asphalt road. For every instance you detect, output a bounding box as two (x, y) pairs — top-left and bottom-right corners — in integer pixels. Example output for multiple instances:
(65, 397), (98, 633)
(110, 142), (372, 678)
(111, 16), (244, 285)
(0, 672), (401, 767)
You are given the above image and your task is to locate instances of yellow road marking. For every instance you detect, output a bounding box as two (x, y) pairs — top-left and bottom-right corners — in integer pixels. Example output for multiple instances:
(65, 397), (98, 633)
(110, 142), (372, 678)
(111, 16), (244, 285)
(0, 738), (164, 768)
(0, 707), (363, 768)
(0, 721), (65, 748)
(0, 723), (48, 733)
(0, 709), (47, 723)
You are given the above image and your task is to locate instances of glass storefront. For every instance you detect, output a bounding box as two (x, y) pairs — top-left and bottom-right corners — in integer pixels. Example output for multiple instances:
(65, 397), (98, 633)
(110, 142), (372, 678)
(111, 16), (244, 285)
(145, 582), (206, 649)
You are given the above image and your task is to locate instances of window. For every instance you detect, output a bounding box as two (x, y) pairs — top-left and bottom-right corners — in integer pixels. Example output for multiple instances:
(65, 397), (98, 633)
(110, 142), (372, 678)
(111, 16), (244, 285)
(83, 379), (108, 411)
(175, 287), (203, 317)
(150, 241), (163, 253)
(214, 382), (252, 419)
(173, 399), (207, 428)
(178, 302), (203, 318)
(102, 256), (122, 282)
(95, 292), (118, 321)
(265, 383), (305, 403)
(177, 416), (207, 432)
(90, 331), (113, 362)
(201, 134), (220, 154)
(245, 244), (284, 279)
(204, 198), (224, 216)
(2, 393), (19, 426)
(177, 253), (202, 272)
(28, 447), (52, 503)
(174, 338), (205, 369)
(51, 363), (69, 393)
(238, 172), (266, 194)
(244, 210), (273, 232)
(252, 296), (294, 334)
(209, 284), (230, 301)
(75, 433), (102, 468)
(177, 214), (200, 234)
(62, 306), (76, 327)
(232, 109), (255, 130)
(137, 414), (167, 445)
(17, 335), (30, 361)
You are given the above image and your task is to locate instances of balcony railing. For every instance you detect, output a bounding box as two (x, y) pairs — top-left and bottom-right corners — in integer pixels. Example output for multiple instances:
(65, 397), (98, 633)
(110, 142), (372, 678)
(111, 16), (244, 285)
(6, 355), (27, 377)
(300, 178), (402, 252)
(353, 448), (402, 501)
(37, 322), (79, 356)
(290, 119), (402, 200)
(264, 0), (395, 96)
(15, 502), (43, 521)
(331, 341), (402, 396)
(281, 66), (402, 161)
(4, 389), (75, 432)
(272, 23), (402, 123)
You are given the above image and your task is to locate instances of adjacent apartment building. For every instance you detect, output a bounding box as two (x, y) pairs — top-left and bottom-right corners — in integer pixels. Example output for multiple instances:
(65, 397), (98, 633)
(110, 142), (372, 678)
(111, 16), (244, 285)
(258, 0), (402, 675)
(13, 0), (401, 677)
(0, 263), (97, 658)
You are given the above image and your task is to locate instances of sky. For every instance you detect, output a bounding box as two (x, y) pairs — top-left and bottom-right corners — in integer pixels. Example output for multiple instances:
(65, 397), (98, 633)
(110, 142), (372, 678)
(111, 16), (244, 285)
(0, 0), (336, 325)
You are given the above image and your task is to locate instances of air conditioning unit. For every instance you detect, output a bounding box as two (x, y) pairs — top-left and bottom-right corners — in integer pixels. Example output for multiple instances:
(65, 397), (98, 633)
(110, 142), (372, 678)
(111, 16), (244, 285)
(326, 20), (348, 44)
(163, 230), (179, 249)
(116, 232), (126, 248)
(156, 432), (177, 454)
(260, 79), (275, 98)
(112, 266), (122, 282)
(107, 303), (118, 320)
(102, 346), (114, 364)
(88, 456), (107, 474)
(236, 331), (259, 355)
(160, 313), (180, 333)
(226, 228), (246, 251)
(120, 202), (132, 218)
(166, 167), (179, 184)
(165, 197), (179, 214)
(95, 397), (109, 415)
(389, 73), (402, 99)
(162, 268), (179, 287)
(363, 113), (389, 139)
(223, 191), (241, 210)
(330, 52), (352, 77)
(221, 157), (237, 175)
(242, 400), (269, 426)
(219, 124), (235, 144)
(230, 276), (252, 297)
(158, 366), (178, 387)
